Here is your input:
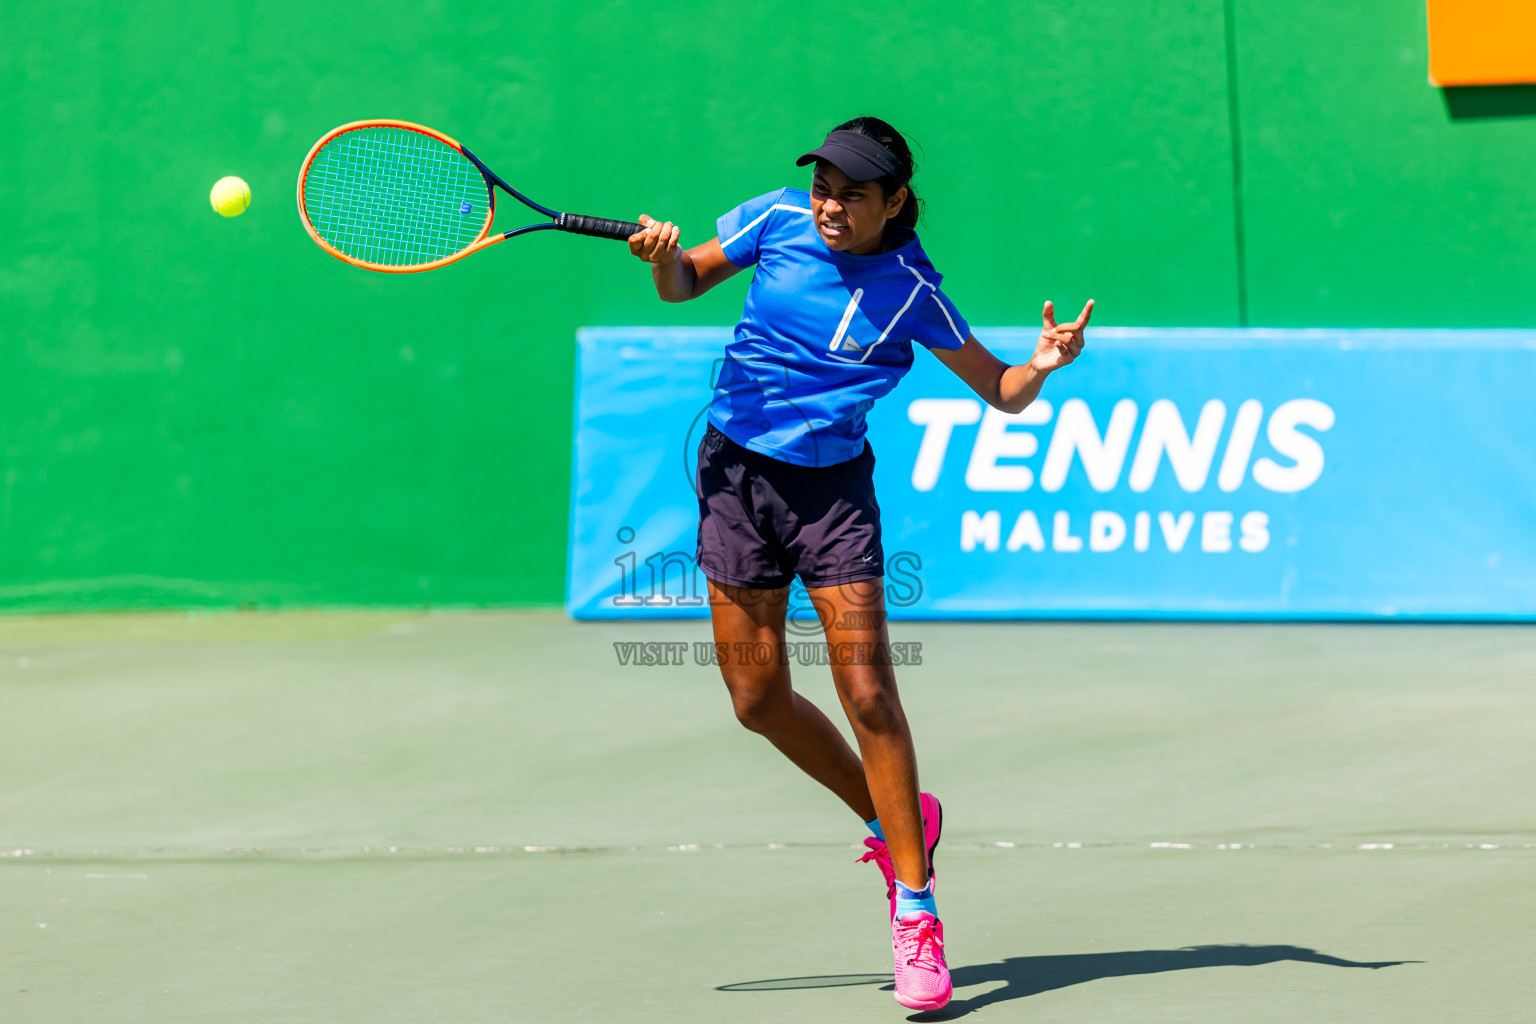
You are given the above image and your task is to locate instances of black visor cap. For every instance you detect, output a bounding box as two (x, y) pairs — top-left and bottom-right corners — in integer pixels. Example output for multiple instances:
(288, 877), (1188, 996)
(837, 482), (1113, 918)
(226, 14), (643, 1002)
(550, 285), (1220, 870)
(795, 130), (903, 184)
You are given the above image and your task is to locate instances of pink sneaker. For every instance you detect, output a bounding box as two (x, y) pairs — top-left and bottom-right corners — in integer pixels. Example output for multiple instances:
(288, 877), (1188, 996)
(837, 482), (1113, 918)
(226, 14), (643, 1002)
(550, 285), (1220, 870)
(892, 911), (951, 1010)
(919, 791), (943, 884)
(855, 792), (945, 918)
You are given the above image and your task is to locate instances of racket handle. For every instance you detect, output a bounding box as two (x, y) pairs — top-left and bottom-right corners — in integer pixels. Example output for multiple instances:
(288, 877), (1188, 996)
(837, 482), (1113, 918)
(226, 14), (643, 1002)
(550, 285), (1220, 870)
(557, 212), (645, 241)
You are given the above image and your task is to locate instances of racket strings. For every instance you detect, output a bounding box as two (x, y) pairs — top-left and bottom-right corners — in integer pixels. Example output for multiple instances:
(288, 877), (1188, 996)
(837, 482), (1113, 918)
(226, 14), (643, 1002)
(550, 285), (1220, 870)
(303, 127), (490, 268)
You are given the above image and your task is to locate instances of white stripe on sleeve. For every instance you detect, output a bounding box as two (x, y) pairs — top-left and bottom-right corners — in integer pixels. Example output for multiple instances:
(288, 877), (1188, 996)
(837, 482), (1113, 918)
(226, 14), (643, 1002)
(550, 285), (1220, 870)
(720, 204), (812, 250)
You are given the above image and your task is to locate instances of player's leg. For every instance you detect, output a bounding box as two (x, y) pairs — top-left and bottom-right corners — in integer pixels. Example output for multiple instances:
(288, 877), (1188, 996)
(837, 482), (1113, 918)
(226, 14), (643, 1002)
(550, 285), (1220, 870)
(706, 578), (877, 822)
(810, 577), (952, 1011)
(806, 578), (925, 888)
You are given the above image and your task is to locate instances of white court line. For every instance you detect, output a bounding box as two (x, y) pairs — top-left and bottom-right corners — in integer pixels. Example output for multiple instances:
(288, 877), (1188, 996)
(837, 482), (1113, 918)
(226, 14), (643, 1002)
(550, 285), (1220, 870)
(5, 840), (1532, 859)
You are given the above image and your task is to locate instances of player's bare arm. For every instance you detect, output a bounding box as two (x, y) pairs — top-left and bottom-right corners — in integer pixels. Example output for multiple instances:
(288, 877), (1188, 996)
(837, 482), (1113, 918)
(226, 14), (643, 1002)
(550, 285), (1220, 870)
(932, 297), (1093, 414)
(629, 216), (741, 302)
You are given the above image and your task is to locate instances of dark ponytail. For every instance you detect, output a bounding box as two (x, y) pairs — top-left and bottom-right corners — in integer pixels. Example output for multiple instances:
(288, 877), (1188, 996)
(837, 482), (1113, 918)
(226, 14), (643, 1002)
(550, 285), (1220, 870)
(831, 115), (921, 228)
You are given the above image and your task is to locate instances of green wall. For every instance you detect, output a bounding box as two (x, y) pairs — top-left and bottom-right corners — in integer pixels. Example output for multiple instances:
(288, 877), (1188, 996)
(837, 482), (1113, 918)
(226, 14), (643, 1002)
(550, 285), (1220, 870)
(2, 1), (1532, 612)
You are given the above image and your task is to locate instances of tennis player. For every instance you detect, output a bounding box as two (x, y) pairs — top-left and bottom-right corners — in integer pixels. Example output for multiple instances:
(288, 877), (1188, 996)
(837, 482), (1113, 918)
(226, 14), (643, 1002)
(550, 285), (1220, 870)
(628, 116), (1090, 1012)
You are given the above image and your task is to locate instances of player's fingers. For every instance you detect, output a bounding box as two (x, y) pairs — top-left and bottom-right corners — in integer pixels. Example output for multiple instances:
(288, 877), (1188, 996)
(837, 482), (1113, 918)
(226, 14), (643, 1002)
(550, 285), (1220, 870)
(1077, 298), (1095, 327)
(641, 221), (667, 259)
(628, 215), (653, 248)
(653, 223), (676, 260)
(1042, 300), (1057, 330)
(666, 223), (681, 251)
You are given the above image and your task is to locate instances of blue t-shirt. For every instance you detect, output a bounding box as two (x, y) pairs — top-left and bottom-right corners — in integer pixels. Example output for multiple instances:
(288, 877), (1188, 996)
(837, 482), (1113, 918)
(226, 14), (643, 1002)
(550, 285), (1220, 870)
(709, 188), (970, 468)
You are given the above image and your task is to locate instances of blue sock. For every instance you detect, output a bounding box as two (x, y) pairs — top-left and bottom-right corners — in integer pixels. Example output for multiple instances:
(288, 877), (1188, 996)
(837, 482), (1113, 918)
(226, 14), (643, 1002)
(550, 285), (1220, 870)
(894, 880), (937, 919)
(864, 817), (885, 842)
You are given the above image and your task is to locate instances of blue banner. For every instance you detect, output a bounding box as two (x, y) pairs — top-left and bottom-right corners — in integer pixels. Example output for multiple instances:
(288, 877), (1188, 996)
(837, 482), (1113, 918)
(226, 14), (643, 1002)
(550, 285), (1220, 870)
(567, 327), (1536, 620)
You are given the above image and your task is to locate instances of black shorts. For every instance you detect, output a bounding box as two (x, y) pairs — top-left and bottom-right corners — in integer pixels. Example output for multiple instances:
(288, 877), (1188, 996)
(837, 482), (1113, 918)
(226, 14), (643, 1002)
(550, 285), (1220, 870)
(695, 424), (884, 590)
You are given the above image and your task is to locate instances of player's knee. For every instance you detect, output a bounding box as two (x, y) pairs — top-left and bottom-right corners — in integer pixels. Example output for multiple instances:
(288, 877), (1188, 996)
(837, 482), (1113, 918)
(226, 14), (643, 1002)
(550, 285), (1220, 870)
(723, 674), (786, 733)
(842, 680), (902, 735)
(731, 691), (784, 734)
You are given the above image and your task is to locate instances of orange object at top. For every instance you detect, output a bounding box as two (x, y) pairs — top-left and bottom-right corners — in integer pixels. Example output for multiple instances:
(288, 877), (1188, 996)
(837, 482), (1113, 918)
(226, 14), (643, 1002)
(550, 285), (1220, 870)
(1428, 0), (1536, 86)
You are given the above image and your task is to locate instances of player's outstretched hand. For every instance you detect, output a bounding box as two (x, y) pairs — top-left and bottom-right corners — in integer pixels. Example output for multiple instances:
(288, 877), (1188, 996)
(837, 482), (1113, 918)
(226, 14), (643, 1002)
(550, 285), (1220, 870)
(1031, 298), (1093, 373)
(630, 214), (681, 265)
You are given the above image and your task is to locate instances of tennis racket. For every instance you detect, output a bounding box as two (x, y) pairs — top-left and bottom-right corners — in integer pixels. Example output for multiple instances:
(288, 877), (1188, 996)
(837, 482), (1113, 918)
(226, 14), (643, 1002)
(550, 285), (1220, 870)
(296, 119), (644, 273)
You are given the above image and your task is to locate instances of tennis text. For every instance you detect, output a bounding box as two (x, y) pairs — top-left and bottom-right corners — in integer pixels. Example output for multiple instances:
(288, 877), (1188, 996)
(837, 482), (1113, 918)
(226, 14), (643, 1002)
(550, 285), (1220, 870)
(907, 397), (1334, 494)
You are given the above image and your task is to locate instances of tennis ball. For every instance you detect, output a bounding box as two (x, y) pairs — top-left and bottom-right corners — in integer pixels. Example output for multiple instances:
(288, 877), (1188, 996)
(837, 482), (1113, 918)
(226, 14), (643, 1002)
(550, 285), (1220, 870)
(210, 176), (251, 217)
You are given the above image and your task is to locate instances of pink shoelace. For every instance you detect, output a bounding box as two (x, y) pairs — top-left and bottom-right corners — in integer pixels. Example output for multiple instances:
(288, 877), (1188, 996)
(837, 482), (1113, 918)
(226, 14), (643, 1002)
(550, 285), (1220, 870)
(896, 915), (946, 972)
(856, 841), (897, 904)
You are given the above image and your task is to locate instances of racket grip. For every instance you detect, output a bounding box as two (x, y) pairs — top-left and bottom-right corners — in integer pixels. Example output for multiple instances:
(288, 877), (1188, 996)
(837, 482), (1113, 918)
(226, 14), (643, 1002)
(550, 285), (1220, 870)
(557, 213), (645, 241)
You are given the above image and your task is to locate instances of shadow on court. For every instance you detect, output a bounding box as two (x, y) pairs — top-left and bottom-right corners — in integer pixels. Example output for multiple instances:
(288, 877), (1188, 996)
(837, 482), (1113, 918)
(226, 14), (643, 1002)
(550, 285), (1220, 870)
(718, 944), (1416, 1018)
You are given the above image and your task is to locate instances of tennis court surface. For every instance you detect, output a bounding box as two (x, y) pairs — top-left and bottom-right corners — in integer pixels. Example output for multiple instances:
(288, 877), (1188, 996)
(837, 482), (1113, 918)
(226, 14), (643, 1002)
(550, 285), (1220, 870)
(3, 611), (1532, 1022)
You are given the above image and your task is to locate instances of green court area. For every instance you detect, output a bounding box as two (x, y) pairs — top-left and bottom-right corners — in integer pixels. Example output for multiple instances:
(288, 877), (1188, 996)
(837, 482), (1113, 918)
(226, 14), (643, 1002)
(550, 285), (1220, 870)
(2, 612), (1533, 1021)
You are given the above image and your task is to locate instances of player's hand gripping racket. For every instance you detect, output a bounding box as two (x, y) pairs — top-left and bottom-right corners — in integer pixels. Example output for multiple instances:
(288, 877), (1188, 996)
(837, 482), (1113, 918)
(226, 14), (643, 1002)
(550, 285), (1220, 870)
(296, 119), (643, 273)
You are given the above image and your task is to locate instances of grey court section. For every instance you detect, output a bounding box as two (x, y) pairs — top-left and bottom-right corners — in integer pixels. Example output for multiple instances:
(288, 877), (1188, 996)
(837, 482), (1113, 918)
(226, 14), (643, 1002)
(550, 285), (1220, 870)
(1, 612), (1533, 1021)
